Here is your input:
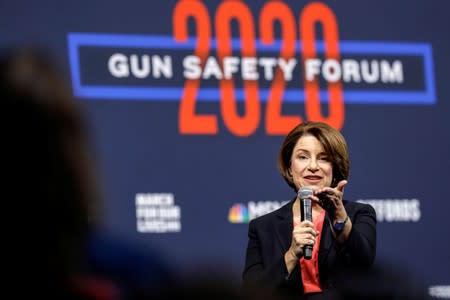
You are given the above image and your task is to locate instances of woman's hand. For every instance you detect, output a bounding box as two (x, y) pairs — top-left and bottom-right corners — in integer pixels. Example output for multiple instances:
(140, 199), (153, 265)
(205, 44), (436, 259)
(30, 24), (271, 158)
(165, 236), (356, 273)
(312, 180), (352, 243)
(313, 180), (348, 220)
(285, 220), (318, 273)
(289, 220), (318, 258)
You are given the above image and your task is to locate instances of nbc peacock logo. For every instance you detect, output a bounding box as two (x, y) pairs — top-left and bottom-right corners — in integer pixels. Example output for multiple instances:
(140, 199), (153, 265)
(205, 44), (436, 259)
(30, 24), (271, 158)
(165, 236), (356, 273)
(228, 203), (250, 224)
(228, 200), (289, 224)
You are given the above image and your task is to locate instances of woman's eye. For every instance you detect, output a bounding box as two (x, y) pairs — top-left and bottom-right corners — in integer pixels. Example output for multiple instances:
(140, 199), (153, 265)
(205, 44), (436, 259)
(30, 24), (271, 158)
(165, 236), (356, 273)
(319, 156), (329, 161)
(298, 155), (308, 160)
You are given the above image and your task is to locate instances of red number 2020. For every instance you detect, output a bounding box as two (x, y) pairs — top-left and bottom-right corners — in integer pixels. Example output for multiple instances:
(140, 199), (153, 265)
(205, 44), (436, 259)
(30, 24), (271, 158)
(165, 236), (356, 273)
(173, 0), (344, 136)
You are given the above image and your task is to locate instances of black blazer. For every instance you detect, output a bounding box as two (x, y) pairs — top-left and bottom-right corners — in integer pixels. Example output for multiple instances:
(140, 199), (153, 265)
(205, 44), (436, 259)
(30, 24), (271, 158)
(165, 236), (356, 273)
(242, 198), (376, 299)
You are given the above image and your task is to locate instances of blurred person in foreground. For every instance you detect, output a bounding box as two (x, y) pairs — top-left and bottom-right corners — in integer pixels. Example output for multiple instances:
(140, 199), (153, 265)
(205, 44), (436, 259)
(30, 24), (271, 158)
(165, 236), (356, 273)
(242, 121), (377, 299)
(333, 258), (431, 300)
(1, 48), (173, 299)
(2, 48), (99, 299)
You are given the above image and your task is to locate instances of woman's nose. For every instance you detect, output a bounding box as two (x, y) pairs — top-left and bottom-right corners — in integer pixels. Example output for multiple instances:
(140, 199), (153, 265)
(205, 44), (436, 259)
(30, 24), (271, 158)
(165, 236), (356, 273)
(308, 158), (319, 171)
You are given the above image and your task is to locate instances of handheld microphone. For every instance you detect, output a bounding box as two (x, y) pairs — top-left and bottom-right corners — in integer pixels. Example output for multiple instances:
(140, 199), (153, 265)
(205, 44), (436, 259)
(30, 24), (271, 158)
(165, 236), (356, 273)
(298, 187), (313, 260)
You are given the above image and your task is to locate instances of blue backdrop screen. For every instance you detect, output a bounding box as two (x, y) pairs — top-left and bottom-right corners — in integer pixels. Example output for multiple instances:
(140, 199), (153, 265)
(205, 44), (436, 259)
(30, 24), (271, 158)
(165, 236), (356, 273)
(2, 0), (449, 297)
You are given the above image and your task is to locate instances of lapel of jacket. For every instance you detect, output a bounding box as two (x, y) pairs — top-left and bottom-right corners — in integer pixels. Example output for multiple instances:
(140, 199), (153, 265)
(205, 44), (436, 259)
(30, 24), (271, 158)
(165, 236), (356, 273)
(318, 213), (334, 267)
(318, 200), (352, 267)
(275, 199), (295, 251)
(273, 198), (338, 262)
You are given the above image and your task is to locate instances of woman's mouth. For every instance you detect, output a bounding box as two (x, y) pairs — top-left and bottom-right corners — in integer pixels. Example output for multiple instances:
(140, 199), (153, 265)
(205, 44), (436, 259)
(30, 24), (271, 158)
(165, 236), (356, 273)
(304, 175), (322, 183)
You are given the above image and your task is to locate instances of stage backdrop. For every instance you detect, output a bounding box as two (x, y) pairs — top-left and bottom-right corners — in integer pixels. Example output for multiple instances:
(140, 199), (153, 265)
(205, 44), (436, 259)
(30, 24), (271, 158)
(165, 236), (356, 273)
(2, 0), (449, 297)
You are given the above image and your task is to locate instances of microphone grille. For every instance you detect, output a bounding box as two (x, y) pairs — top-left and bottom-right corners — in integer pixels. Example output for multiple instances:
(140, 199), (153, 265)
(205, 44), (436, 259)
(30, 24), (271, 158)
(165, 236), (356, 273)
(298, 187), (313, 199)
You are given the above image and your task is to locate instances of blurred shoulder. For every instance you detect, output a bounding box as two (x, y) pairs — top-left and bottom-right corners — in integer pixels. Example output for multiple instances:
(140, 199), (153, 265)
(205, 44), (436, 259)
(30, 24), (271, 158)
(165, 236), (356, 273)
(343, 200), (376, 215)
(248, 200), (293, 228)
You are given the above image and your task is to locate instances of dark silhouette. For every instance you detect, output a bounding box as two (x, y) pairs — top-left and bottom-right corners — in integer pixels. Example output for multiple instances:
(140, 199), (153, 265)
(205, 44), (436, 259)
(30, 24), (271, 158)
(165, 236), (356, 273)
(1, 48), (174, 299)
(2, 48), (99, 298)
